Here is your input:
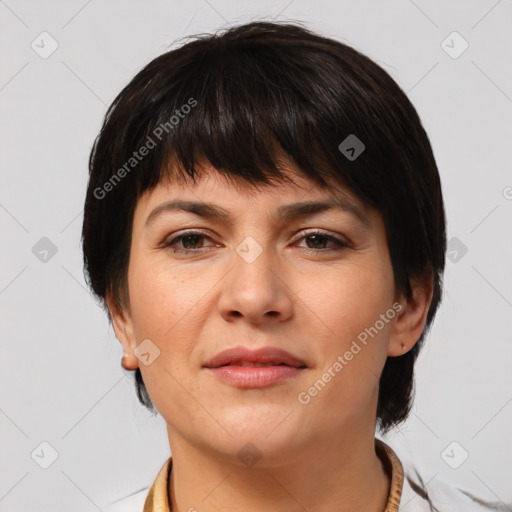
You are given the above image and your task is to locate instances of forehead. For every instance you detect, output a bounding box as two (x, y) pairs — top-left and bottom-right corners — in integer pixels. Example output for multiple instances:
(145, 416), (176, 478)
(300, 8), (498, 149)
(135, 159), (369, 220)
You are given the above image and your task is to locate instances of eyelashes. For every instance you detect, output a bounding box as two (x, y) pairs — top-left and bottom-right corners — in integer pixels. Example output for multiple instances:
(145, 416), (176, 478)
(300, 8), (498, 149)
(163, 229), (351, 254)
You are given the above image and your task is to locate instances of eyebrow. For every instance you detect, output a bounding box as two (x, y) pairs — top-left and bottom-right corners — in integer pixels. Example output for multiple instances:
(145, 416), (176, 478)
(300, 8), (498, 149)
(144, 198), (371, 230)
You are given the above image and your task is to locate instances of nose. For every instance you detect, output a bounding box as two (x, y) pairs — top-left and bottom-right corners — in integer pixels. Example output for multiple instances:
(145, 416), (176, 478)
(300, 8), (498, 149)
(217, 239), (294, 326)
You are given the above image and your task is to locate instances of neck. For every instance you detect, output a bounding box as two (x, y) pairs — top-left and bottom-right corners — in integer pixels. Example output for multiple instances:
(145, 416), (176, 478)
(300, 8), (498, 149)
(167, 426), (390, 512)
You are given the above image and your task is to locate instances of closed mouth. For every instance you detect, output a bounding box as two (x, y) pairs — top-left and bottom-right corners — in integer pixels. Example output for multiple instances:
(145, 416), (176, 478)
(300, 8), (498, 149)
(215, 361), (305, 368)
(204, 345), (308, 370)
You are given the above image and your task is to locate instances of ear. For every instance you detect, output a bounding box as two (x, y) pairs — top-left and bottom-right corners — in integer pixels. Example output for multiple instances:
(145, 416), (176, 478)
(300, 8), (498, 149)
(105, 290), (139, 371)
(387, 272), (434, 357)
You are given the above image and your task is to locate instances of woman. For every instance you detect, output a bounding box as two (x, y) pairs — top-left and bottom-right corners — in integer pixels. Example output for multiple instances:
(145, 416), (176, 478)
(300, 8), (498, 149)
(82, 20), (500, 512)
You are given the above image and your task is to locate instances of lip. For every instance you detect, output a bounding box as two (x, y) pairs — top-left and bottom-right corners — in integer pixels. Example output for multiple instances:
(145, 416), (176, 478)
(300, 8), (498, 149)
(204, 346), (307, 369)
(203, 346), (308, 389)
(206, 366), (304, 388)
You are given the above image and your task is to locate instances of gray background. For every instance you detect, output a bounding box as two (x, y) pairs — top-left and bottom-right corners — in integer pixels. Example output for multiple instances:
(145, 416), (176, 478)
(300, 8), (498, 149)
(1, 0), (511, 510)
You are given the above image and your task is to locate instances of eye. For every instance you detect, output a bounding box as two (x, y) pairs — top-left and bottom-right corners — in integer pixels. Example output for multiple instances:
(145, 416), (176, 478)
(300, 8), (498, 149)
(164, 231), (216, 253)
(163, 229), (351, 254)
(294, 230), (351, 251)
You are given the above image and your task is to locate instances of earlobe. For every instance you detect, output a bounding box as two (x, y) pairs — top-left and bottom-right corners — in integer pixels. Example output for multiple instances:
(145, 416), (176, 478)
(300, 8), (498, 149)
(388, 273), (434, 357)
(105, 291), (140, 371)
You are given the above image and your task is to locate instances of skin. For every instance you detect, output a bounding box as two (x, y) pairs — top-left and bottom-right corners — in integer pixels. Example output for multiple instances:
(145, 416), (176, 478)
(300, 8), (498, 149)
(107, 158), (433, 512)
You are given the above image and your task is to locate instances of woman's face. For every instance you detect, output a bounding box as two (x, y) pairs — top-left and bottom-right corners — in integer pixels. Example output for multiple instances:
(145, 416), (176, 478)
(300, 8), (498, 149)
(112, 161), (412, 464)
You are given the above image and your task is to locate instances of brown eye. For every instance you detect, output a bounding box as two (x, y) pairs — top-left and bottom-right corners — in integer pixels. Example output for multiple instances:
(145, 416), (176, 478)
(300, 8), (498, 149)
(295, 231), (351, 252)
(164, 231), (215, 253)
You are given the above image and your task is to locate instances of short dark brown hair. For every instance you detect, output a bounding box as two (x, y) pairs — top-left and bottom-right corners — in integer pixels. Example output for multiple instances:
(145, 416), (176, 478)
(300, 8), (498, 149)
(82, 20), (446, 434)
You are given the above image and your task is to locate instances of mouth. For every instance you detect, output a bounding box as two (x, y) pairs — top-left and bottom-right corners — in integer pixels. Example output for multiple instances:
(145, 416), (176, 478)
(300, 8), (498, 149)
(205, 363), (306, 388)
(203, 346), (308, 369)
(203, 346), (308, 388)
(216, 361), (305, 368)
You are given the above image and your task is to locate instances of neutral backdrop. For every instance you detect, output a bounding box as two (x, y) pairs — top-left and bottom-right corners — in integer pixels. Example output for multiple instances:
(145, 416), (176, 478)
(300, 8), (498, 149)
(1, 0), (511, 510)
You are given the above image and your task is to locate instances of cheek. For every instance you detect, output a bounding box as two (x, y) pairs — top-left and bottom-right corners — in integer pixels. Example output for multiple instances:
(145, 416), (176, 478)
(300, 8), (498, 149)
(129, 274), (173, 338)
(299, 258), (395, 334)
(128, 255), (204, 339)
(297, 257), (395, 405)
(126, 259), (207, 414)
(299, 290), (395, 422)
